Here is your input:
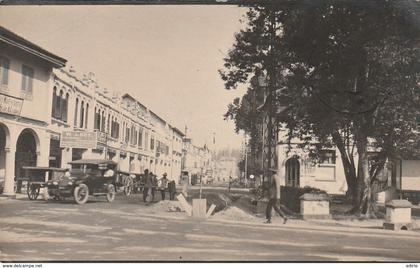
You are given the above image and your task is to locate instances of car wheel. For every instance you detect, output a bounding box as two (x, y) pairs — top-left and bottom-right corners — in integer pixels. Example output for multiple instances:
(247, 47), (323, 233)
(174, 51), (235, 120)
(27, 184), (40, 200)
(106, 184), (116, 202)
(124, 178), (133, 196)
(74, 184), (89, 204)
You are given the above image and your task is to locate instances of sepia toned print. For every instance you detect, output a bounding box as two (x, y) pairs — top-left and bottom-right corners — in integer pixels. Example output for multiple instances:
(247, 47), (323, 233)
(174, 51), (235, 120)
(0, 2), (419, 263)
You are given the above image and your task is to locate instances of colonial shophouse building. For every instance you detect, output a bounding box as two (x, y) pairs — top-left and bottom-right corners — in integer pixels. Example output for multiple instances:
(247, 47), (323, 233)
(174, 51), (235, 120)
(50, 68), (186, 181)
(1, 26), (186, 196)
(0, 26), (67, 196)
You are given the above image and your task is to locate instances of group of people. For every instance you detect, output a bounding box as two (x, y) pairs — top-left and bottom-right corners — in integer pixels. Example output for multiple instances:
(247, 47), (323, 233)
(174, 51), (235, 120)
(142, 169), (177, 203)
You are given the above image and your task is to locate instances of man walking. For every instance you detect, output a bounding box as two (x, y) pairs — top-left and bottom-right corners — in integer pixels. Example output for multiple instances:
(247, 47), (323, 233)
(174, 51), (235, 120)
(265, 169), (288, 224)
(168, 179), (176, 200)
(150, 172), (157, 202)
(159, 172), (169, 200)
(142, 169), (153, 203)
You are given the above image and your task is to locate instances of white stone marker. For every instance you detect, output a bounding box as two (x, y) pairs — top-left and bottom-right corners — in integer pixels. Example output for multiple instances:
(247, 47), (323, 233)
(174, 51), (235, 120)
(300, 193), (331, 219)
(383, 199), (413, 231)
(176, 194), (192, 216)
(192, 198), (207, 218)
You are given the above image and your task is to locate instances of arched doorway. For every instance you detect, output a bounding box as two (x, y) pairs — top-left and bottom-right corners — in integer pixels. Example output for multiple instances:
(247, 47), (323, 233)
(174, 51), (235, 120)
(285, 156), (300, 187)
(0, 124), (9, 193)
(15, 129), (38, 192)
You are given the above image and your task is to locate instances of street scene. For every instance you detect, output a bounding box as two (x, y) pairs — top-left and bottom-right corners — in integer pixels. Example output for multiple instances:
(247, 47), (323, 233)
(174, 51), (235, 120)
(1, 189), (420, 262)
(0, 1), (420, 263)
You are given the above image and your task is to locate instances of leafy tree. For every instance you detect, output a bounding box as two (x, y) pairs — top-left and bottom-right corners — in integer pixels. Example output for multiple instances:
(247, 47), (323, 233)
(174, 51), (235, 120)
(220, 1), (420, 216)
(224, 79), (265, 175)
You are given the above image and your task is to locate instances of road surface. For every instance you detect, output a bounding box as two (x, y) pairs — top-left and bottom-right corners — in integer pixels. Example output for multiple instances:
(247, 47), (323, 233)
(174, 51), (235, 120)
(1, 193), (420, 262)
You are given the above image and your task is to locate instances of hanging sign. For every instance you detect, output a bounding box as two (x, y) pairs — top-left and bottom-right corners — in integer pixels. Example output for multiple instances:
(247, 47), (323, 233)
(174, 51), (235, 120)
(0, 93), (23, 116)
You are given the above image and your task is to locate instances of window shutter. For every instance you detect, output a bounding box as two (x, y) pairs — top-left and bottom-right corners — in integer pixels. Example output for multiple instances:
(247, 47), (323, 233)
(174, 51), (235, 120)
(21, 72), (27, 91)
(0, 57), (9, 85)
(80, 103), (84, 128)
(85, 104), (89, 129)
(74, 99), (79, 127)
(27, 70), (33, 93)
(116, 122), (119, 138)
(51, 90), (57, 117)
(21, 66), (34, 93)
(54, 93), (61, 119)
(62, 95), (68, 122)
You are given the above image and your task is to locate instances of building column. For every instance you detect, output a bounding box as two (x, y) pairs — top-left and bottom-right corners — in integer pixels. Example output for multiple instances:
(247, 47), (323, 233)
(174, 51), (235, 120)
(3, 147), (16, 196)
(61, 147), (71, 169)
(38, 133), (50, 167)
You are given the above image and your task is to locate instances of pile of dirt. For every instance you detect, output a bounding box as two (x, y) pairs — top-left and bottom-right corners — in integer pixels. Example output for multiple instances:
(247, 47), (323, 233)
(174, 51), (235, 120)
(143, 194), (258, 221)
(231, 195), (256, 214)
(212, 206), (257, 222)
(144, 200), (185, 213)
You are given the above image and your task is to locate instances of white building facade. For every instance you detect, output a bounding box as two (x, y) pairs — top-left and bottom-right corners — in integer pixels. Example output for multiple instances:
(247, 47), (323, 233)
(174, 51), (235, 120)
(0, 26), (186, 196)
(0, 26), (66, 196)
(276, 129), (420, 198)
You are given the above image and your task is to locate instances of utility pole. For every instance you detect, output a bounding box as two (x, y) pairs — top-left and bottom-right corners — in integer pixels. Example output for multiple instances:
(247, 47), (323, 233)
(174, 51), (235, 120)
(244, 133), (248, 184)
(262, 8), (278, 185)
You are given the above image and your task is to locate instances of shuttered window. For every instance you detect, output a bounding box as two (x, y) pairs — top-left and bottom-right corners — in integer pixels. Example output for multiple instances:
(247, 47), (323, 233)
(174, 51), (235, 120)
(0, 57), (9, 86)
(21, 65), (34, 93)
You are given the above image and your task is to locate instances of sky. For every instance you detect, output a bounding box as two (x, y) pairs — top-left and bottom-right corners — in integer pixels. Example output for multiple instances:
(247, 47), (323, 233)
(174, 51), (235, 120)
(0, 5), (248, 150)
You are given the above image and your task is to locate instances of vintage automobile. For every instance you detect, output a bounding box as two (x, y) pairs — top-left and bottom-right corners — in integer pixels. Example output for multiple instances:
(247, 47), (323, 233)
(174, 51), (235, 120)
(46, 159), (118, 204)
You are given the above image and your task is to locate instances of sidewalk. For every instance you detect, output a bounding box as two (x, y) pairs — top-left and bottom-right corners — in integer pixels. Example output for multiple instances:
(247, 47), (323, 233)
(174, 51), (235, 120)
(0, 192), (49, 201)
(128, 200), (420, 238)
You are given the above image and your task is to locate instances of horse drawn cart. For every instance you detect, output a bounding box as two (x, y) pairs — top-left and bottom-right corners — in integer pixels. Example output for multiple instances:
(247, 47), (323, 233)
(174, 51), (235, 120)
(115, 170), (137, 196)
(116, 171), (144, 196)
(17, 166), (67, 200)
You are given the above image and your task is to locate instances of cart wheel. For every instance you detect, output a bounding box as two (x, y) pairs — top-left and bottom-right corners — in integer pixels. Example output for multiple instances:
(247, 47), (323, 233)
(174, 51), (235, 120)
(74, 184), (89, 204)
(106, 184), (116, 202)
(27, 184), (40, 200)
(124, 178), (133, 196)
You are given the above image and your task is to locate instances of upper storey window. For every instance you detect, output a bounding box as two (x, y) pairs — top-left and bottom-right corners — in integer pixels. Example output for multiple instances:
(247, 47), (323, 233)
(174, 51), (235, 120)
(0, 57), (9, 87)
(21, 65), (34, 94)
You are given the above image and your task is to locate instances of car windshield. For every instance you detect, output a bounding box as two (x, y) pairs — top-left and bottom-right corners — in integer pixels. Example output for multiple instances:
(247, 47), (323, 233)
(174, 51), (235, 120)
(69, 164), (103, 176)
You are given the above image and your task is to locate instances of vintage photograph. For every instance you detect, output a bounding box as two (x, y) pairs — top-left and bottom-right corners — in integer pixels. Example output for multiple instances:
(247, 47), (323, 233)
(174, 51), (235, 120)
(0, 0), (419, 263)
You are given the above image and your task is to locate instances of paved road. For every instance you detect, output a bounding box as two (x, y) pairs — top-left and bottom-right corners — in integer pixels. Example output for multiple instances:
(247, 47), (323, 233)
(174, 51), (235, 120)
(1, 193), (420, 262)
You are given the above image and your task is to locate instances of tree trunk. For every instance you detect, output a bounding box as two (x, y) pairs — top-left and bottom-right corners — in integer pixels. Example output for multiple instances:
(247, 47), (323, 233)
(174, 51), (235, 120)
(355, 131), (378, 218)
(332, 131), (358, 211)
(355, 147), (367, 214)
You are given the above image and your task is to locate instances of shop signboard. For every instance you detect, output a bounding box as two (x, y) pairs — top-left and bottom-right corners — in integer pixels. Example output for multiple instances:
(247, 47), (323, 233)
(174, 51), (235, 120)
(96, 131), (108, 146)
(61, 131), (97, 149)
(0, 93), (23, 116)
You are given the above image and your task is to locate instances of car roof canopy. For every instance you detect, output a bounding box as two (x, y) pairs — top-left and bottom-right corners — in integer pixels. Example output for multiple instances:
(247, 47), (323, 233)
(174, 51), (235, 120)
(68, 159), (117, 165)
(22, 166), (67, 171)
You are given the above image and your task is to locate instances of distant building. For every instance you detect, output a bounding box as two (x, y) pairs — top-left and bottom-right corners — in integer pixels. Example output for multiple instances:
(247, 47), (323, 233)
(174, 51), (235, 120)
(170, 127), (184, 182)
(214, 157), (239, 182)
(181, 137), (213, 183)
